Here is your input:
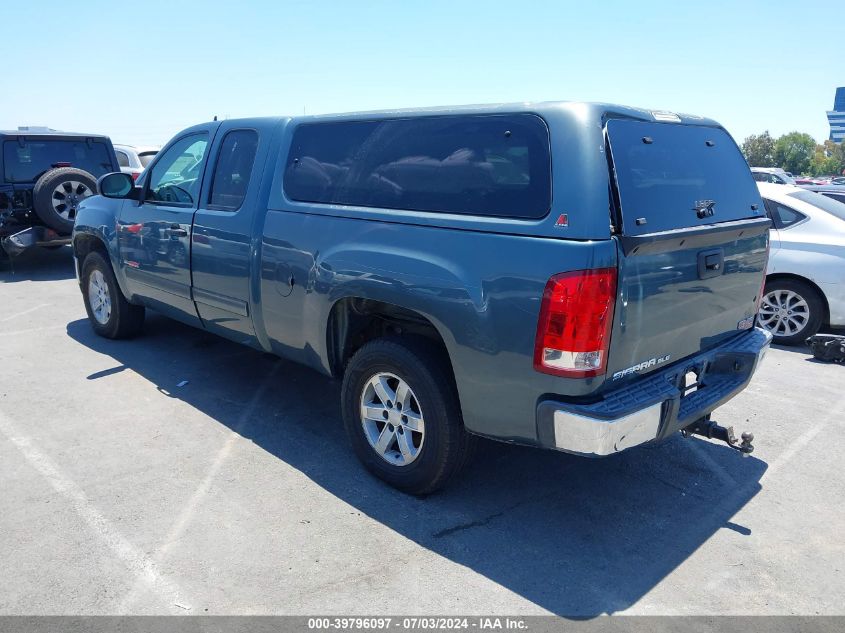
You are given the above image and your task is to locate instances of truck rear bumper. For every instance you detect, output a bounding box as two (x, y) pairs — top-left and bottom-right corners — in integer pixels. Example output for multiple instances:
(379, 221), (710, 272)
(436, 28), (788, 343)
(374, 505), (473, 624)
(536, 327), (772, 456)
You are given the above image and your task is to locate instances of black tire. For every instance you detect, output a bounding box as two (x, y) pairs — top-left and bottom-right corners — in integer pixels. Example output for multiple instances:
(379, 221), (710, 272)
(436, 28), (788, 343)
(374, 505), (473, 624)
(81, 251), (145, 339)
(759, 278), (824, 346)
(33, 167), (98, 234)
(341, 337), (476, 495)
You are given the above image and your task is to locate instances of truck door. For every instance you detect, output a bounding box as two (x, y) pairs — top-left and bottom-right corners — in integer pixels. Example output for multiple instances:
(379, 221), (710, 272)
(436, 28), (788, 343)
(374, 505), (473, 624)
(118, 130), (212, 325)
(191, 127), (261, 343)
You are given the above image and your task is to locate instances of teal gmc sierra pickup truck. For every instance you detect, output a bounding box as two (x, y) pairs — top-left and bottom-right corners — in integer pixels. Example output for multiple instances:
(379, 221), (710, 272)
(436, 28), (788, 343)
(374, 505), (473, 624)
(72, 101), (772, 493)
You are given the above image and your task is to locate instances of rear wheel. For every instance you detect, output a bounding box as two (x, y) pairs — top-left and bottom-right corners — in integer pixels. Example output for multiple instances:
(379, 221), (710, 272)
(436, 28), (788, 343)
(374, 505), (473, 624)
(758, 278), (824, 345)
(81, 251), (145, 339)
(341, 337), (475, 495)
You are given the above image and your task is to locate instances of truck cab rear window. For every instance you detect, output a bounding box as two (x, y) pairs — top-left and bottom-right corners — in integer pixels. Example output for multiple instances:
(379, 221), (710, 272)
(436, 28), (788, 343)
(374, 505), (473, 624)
(2, 140), (113, 183)
(607, 120), (761, 235)
(283, 114), (551, 219)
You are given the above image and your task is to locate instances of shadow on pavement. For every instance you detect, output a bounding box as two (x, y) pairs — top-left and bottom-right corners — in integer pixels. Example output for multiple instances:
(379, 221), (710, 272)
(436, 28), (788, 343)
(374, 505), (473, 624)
(67, 314), (768, 617)
(0, 245), (75, 282)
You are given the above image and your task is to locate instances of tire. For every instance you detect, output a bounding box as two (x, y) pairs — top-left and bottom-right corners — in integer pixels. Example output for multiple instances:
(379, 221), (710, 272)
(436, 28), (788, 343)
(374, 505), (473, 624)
(758, 278), (824, 346)
(33, 167), (98, 234)
(81, 251), (145, 339)
(341, 337), (475, 495)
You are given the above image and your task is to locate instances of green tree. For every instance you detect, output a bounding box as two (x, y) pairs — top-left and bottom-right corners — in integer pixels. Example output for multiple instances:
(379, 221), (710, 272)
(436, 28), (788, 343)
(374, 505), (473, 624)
(773, 132), (816, 175)
(809, 140), (845, 176)
(741, 131), (775, 166)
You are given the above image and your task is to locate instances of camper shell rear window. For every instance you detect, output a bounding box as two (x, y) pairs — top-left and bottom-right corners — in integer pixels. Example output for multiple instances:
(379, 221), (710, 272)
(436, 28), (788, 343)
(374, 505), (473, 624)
(607, 120), (761, 235)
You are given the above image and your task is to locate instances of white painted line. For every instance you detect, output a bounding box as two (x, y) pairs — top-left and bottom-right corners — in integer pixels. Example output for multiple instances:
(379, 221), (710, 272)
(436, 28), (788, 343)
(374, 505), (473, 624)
(0, 324), (66, 337)
(0, 303), (50, 323)
(0, 410), (188, 612)
(118, 362), (280, 612)
(760, 392), (845, 483)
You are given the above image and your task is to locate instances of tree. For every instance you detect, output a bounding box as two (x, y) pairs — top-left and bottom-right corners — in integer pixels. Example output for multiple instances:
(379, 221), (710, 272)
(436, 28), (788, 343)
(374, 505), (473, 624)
(809, 140), (845, 176)
(741, 131), (775, 167)
(773, 132), (816, 175)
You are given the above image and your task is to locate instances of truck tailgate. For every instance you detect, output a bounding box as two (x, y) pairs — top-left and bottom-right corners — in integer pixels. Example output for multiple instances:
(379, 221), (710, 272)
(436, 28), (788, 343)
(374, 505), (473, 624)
(604, 118), (769, 386)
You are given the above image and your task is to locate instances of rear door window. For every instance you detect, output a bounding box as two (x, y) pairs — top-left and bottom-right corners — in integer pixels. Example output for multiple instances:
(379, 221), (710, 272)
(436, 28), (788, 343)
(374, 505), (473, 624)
(283, 114), (551, 219)
(2, 139), (114, 182)
(607, 120), (761, 235)
(208, 129), (259, 211)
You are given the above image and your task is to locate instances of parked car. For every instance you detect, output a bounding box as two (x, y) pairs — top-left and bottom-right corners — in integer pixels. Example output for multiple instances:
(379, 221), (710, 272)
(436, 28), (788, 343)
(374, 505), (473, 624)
(751, 167), (796, 185)
(757, 182), (845, 344)
(114, 144), (159, 181)
(73, 103), (772, 493)
(1, 130), (120, 255)
(797, 184), (845, 205)
(831, 176), (845, 185)
(795, 176), (831, 185)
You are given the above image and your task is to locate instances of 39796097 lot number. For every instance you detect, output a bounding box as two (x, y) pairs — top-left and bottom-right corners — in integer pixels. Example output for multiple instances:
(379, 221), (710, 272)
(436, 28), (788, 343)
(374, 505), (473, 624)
(308, 618), (393, 630)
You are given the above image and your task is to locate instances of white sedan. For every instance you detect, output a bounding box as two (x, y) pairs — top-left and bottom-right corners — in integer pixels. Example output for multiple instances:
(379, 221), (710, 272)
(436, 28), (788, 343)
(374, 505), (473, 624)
(757, 182), (845, 344)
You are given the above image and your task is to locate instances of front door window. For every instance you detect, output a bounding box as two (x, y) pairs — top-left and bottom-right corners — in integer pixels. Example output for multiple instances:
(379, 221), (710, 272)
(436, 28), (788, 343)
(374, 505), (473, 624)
(146, 134), (208, 206)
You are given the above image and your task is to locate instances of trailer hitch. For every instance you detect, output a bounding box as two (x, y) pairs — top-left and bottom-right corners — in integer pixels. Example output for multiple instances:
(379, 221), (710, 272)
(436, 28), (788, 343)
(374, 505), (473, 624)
(682, 417), (754, 456)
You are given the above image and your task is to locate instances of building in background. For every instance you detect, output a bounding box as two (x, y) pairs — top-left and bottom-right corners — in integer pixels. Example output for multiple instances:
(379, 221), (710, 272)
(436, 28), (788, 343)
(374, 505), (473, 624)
(828, 87), (845, 142)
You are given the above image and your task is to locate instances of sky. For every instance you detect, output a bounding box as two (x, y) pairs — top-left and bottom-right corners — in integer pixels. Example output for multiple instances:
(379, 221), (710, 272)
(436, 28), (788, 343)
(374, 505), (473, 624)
(1, 0), (842, 147)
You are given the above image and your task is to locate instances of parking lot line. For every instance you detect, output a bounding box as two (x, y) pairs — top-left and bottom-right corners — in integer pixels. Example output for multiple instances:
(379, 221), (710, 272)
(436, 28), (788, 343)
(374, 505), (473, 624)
(0, 410), (188, 612)
(760, 391), (845, 483)
(0, 304), (50, 323)
(0, 325), (66, 337)
(117, 362), (281, 612)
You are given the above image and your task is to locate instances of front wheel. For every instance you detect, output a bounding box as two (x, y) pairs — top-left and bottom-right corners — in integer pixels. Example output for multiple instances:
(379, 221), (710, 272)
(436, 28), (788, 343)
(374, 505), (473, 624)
(81, 251), (145, 339)
(758, 278), (824, 345)
(341, 337), (475, 495)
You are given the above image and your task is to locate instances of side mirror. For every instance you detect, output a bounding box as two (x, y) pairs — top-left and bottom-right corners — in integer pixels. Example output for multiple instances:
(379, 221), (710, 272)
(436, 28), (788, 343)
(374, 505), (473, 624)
(98, 172), (138, 199)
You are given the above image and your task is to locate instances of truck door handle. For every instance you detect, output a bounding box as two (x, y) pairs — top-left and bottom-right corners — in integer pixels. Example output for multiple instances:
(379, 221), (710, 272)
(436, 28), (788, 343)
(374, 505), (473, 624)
(170, 225), (188, 237)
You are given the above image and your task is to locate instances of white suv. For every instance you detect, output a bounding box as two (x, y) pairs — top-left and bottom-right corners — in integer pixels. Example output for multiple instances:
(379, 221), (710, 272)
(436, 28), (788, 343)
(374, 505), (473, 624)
(113, 144), (159, 181)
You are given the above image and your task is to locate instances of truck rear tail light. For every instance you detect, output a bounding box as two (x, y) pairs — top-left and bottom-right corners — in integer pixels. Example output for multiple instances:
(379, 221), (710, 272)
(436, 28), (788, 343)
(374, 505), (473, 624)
(131, 172), (141, 181)
(534, 268), (617, 377)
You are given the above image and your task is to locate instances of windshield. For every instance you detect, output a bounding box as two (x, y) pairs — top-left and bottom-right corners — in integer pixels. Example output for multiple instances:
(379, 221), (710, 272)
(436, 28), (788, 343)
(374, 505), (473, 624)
(138, 151), (157, 168)
(608, 120), (763, 235)
(788, 189), (845, 222)
(2, 139), (113, 182)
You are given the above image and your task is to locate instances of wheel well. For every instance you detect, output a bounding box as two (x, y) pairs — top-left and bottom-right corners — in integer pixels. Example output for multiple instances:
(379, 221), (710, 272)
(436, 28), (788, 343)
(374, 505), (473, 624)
(327, 298), (450, 378)
(73, 234), (108, 267)
(766, 273), (830, 325)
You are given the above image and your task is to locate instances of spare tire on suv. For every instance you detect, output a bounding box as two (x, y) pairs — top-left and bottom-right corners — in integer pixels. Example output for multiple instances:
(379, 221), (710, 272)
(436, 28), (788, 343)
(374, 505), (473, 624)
(32, 167), (98, 234)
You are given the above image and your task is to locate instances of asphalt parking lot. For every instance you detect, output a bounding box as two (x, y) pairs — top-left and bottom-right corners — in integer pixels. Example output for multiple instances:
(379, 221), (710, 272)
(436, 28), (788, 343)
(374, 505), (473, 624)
(1, 247), (844, 617)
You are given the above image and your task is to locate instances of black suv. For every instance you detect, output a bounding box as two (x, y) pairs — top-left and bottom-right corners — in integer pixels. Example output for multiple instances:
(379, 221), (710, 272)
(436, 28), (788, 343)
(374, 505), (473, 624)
(1, 130), (120, 255)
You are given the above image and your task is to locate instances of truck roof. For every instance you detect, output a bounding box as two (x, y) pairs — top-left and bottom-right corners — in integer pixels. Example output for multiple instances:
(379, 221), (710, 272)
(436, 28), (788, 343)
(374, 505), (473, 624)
(197, 101), (723, 130)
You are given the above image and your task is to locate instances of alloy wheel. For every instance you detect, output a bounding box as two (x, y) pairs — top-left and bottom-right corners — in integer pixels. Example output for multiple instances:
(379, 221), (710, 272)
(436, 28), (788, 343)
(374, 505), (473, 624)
(52, 181), (93, 221)
(87, 270), (112, 325)
(360, 372), (425, 466)
(758, 288), (810, 337)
